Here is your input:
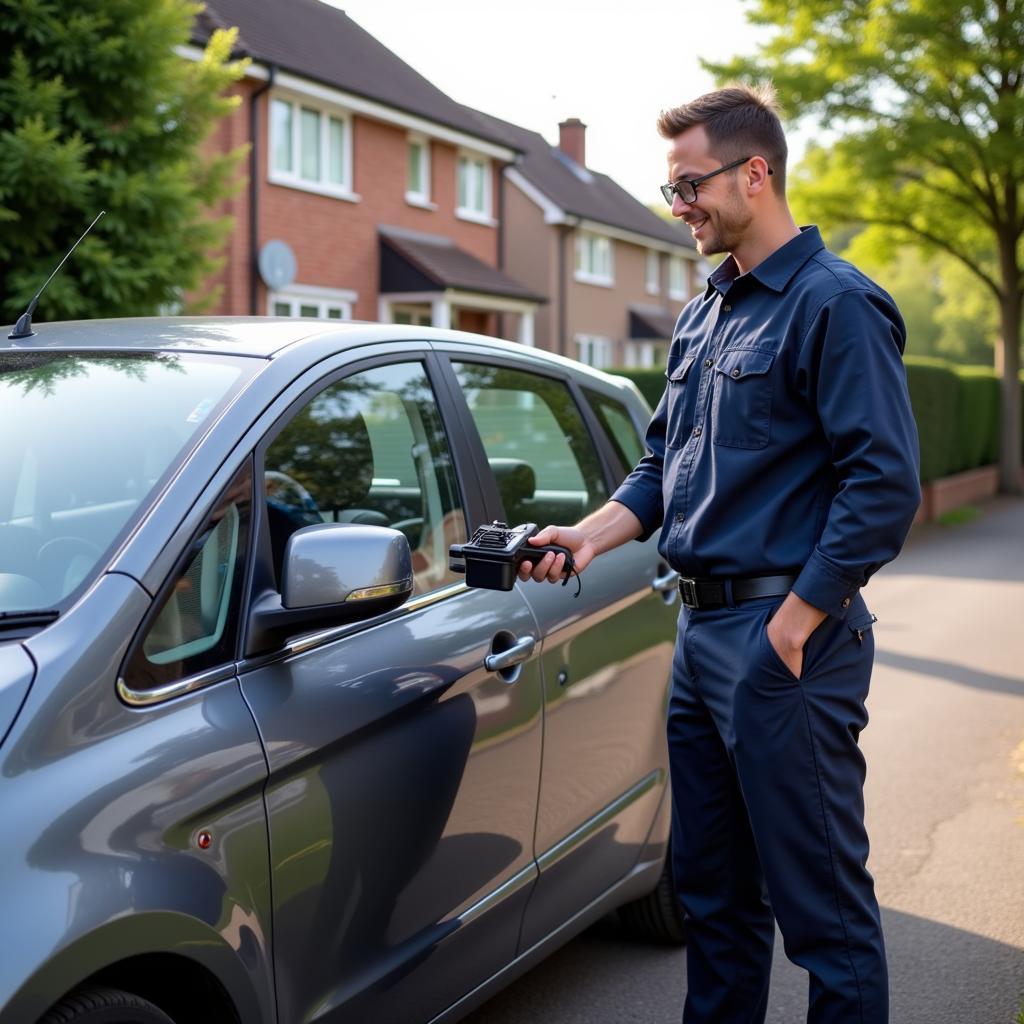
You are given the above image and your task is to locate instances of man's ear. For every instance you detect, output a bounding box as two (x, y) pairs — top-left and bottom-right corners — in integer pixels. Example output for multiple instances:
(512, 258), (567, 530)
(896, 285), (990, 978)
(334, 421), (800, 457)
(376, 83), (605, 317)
(746, 156), (773, 196)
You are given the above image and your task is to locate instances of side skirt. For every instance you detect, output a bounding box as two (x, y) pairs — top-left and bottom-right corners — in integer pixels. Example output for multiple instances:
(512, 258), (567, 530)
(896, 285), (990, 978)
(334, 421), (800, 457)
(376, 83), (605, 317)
(426, 852), (664, 1024)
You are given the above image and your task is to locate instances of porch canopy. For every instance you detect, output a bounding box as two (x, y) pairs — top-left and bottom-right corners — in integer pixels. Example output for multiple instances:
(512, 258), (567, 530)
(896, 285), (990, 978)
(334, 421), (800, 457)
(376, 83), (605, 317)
(378, 226), (545, 345)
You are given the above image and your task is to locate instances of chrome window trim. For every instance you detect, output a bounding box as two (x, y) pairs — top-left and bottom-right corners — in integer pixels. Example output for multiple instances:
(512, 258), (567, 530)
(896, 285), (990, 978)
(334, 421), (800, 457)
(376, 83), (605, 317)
(117, 662), (237, 707)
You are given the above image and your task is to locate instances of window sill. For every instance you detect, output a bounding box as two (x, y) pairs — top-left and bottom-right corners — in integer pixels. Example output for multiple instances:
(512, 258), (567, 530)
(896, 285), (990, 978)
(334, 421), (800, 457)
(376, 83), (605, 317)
(269, 173), (361, 203)
(668, 289), (689, 302)
(574, 272), (614, 288)
(645, 285), (661, 297)
(456, 208), (497, 227)
(405, 194), (438, 210)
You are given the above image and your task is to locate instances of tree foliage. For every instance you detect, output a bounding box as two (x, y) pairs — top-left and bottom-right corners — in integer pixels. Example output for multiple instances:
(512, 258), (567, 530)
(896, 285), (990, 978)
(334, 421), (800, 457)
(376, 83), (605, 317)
(0, 0), (247, 322)
(706, 0), (1023, 490)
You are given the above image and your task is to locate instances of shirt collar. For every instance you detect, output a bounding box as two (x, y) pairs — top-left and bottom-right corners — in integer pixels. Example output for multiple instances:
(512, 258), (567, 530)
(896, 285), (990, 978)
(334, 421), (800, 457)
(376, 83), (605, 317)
(703, 225), (825, 298)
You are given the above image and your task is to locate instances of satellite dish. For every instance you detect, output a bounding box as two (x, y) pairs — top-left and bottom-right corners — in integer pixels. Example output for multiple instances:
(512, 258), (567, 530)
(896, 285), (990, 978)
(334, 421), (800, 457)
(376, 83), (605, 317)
(258, 240), (297, 291)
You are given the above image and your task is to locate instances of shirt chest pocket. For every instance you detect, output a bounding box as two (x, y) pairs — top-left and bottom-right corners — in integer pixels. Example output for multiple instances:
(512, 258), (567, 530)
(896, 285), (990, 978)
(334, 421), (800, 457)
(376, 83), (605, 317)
(711, 348), (776, 450)
(664, 353), (698, 450)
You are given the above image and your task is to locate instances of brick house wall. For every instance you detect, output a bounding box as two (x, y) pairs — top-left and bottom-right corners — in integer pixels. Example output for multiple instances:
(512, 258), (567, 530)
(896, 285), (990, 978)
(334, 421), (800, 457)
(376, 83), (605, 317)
(205, 80), (503, 321)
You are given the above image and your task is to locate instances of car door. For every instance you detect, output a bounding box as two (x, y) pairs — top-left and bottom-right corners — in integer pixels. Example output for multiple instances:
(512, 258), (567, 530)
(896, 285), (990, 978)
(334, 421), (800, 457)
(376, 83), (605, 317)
(441, 354), (678, 951)
(236, 353), (544, 1024)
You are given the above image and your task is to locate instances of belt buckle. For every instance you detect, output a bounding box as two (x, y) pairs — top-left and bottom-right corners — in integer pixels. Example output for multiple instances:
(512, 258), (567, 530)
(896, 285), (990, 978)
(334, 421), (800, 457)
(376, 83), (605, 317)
(678, 577), (701, 608)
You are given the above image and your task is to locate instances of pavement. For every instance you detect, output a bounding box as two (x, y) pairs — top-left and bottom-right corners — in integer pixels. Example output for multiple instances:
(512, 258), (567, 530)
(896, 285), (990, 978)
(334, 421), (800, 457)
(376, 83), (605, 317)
(462, 496), (1024, 1024)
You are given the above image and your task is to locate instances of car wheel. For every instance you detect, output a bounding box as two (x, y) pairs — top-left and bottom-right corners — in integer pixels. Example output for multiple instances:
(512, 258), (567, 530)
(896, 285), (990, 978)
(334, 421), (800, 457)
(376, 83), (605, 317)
(37, 987), (175, 1024)
(618, 850), (687, 944)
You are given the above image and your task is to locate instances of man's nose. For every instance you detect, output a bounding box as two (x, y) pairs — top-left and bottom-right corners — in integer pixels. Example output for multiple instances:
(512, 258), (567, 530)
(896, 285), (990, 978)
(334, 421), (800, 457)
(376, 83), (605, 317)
(672, 193), (693, 217)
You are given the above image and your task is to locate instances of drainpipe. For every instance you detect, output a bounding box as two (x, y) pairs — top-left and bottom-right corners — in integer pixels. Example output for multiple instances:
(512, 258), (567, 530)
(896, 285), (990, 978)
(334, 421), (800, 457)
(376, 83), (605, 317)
(249, 63), (277, 315)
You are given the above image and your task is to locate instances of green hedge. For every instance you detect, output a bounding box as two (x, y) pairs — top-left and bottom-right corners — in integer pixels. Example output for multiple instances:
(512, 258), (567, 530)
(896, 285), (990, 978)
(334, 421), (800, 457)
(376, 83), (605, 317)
(613, 358), (1020, 484)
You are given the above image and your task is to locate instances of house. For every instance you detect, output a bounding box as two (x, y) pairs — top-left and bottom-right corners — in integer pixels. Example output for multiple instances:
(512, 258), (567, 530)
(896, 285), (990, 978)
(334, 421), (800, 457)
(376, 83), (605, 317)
(189, 0), (702, 367)
(191, 0), (542, 343)
(471, 110), (703, 369)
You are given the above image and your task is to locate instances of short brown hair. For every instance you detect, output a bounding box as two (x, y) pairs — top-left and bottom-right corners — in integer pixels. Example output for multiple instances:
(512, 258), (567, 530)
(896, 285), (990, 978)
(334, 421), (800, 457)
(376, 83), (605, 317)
(657, 83), (787, 195)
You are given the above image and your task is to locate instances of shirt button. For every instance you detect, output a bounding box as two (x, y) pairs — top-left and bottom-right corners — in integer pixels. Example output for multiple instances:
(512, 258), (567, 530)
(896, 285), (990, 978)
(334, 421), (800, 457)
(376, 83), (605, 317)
(731, 368), (741, 378)
(723, 304), (732, 312)
(693, 426), (702, 437)
(675, 512), (685, 523)
(842, 597), (851, 608)
(704, 358), (713, 368)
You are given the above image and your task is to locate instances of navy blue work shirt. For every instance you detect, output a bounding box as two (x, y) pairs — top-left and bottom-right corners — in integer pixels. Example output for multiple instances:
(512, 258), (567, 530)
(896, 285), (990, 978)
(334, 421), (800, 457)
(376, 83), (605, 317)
(611, 226), (922, 620)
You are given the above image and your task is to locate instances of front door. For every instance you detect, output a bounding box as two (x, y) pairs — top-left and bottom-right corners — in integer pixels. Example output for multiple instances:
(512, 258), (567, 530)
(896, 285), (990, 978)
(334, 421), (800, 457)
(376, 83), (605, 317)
(238, 357), (544, 1024)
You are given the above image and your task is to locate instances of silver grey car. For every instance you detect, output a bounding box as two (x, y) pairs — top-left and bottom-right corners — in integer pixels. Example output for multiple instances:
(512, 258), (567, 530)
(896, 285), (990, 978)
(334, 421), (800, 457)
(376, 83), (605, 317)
(0, 318), (683, 1024)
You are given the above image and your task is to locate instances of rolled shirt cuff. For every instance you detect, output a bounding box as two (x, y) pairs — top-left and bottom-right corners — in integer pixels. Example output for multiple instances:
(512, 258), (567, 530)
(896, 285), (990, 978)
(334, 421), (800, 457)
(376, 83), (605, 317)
(791, 549), (861, 620)
(609, 486), (662, 543)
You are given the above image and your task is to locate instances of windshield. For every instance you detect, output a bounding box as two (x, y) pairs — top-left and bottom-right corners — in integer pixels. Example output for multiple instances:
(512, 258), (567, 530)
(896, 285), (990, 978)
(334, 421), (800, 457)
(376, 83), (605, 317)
(0, 351), (252, 615)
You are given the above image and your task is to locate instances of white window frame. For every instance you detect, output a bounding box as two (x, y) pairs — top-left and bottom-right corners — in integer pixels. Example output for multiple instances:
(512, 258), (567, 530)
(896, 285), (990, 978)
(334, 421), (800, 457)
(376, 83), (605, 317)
(574, 231), (614, 287)
(574, 333), (613, 369)
(268, 284), (358, 321)
(405, 133), (434, 208)
(624, 341), (656, 369)
(456, 150), (494, 224)
(268, 92), (358, 202)
(645, 250), (660, 295)
(668, 255), (688, 301)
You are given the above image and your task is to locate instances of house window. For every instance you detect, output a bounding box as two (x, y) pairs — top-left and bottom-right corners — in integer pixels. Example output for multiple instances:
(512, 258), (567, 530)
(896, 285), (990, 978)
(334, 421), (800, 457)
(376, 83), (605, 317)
(406, 136), (431, 205)
(575, 334), (612, 369)
(574, 232), (614, 286)
(270, 287), (356, 320)
(624, 342), (656, 369)
(457, 153), (492, 221)
(669, 255), (688, 301)
(646, 250), (660, 295)
(269, 95), (355, 199)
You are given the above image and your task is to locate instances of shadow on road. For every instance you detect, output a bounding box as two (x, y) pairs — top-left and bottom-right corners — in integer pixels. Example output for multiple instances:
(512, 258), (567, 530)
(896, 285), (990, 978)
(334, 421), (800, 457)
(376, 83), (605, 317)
(874, 648), (1024, 697)
(460, 907), (1024, 1023)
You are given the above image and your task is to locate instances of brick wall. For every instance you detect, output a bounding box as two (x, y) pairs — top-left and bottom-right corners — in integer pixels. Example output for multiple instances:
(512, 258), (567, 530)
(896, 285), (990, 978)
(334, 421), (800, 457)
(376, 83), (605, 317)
(207, 83), (502, 320)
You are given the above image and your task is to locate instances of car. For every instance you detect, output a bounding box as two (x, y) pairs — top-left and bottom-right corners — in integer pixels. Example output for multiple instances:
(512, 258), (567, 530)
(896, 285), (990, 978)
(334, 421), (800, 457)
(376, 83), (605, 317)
(0, 317), (684, 1024)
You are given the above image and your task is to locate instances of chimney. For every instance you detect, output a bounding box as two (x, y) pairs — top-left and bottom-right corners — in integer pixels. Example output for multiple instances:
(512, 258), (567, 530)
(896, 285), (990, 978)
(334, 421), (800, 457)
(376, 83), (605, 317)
(558, 117), (586, 167)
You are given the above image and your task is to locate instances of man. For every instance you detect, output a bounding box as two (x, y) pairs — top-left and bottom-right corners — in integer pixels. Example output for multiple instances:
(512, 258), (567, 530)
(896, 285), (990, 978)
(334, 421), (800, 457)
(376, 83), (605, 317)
(519, 84), (921, 1024)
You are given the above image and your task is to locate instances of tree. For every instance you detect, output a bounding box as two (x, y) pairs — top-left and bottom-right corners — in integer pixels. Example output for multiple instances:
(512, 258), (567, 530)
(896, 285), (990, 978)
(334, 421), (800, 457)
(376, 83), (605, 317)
(0, 0), (247, 323)
(707, 0), (1023, 493)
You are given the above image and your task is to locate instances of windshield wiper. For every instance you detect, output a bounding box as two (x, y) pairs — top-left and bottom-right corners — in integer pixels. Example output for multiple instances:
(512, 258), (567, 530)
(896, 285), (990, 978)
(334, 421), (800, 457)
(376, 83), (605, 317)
(0, 609), (60, 630)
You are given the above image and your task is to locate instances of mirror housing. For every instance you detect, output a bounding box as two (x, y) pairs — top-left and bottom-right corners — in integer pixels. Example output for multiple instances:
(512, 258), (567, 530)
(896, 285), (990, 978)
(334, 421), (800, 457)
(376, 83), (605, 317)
(248, 523), (413, 653)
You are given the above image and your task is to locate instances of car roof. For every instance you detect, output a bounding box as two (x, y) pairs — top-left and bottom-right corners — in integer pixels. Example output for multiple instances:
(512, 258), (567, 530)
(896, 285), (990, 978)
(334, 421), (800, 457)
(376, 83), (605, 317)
(0, 316), (638, 393)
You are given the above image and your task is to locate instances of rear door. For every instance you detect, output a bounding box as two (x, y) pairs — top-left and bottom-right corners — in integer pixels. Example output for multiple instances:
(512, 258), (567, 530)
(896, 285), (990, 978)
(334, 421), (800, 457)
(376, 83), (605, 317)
(438, 352), (678, 951)
(237, 352), (544, 1024)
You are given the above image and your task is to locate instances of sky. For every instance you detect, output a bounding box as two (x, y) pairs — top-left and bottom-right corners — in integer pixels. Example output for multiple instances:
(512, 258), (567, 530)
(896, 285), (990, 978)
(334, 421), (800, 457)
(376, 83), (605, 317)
(322, 0), (787, 207)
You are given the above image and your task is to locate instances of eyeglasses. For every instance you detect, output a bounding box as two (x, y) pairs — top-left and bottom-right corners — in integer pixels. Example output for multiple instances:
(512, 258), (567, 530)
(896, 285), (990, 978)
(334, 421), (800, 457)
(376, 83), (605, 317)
(660, 156), (772, 206)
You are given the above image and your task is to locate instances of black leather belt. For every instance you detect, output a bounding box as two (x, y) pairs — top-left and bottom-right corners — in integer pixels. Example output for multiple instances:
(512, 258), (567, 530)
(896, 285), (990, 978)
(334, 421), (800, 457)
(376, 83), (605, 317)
(677, 573), (797, 609)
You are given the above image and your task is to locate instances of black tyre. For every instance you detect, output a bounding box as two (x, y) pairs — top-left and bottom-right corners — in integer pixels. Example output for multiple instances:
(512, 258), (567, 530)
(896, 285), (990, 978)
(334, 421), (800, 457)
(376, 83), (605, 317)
(618, 851), (687, 944)
(38, 987), (175, 1024)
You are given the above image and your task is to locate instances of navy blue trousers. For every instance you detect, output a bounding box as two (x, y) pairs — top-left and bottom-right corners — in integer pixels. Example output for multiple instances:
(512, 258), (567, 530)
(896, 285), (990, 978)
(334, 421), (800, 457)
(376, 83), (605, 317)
(669, 593), (886, 1024)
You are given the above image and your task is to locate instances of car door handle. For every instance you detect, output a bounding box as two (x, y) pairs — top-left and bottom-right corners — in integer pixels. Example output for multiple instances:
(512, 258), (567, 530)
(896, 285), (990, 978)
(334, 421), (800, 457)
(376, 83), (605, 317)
(484, 635), (537, 673)
(651, 569), (680, 593)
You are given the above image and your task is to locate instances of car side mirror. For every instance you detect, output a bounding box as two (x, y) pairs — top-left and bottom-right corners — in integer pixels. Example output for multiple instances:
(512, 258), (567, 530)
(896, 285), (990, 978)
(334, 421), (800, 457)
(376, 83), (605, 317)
(248, 523), (413, 653)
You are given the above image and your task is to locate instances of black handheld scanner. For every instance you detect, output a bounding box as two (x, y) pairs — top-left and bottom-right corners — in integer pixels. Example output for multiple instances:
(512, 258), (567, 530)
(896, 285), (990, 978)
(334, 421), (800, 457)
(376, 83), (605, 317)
(449, 521), (575, 591)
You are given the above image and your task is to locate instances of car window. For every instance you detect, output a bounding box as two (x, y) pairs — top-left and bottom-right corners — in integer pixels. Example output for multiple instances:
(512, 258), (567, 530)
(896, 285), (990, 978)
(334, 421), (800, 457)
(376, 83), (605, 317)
(264, 361), (466, 597)
(582, 388), (647, 482)
(452, 362), (608, 527)
(0, 351), (252, 613)
(124, 461), (252, 690)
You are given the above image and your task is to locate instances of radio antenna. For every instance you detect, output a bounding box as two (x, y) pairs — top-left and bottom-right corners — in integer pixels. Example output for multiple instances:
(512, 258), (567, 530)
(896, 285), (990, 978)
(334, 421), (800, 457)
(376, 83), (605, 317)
(7, 210), (106, 341)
